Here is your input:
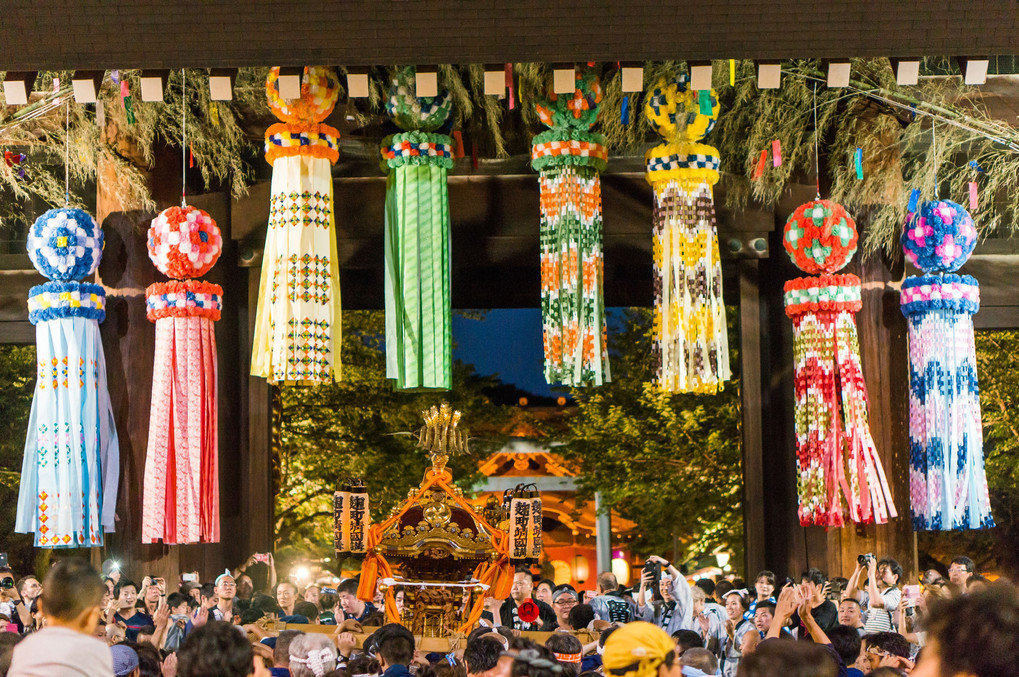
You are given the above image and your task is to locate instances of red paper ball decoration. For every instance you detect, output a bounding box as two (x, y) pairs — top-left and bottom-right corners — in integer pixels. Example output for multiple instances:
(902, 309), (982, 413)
(147, 206), (223, 280)
(783, 199), (859, 275)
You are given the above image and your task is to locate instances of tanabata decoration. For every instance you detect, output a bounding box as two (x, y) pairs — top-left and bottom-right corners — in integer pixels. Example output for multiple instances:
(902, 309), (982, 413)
(251, 67), (342, 385)
(142, 205), (224, 544)
(783, 200), (896, 526)
(17, 208), (120, 547)
(901, 199), (993, 530)
(382, 68), (454, 390)
(532, 68), (610, 386)
(644, 73), (729, 394)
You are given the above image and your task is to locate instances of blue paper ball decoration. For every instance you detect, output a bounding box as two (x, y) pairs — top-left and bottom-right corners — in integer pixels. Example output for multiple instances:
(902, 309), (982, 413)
(27, 208), (104, 281)
(901, 199), (976, 273)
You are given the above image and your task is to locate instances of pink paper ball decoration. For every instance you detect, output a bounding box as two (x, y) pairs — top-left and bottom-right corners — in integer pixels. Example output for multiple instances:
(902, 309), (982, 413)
(147, 206), (223, 279)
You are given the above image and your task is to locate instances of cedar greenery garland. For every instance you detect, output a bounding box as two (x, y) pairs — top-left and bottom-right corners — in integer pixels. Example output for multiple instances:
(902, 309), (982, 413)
(3, 59), (1019, 255)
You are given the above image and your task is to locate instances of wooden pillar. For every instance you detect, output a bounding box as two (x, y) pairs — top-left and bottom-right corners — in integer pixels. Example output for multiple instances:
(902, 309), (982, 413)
(738, 259), (766, 577)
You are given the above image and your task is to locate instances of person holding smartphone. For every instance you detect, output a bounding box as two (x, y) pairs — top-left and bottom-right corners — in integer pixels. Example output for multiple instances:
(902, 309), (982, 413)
(635, 555), (693, 635)
(0, 567), (31, 631)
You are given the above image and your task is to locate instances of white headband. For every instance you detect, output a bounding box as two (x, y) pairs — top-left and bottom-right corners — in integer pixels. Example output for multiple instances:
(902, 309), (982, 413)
(290, 647), (338, 677)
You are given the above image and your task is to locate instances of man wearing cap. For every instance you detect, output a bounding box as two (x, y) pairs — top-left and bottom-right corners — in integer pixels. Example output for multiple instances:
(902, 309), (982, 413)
(499, 568), (556, 630)
(212, 570), (238, 622)
(602, 621), (682, 677)
(111, 644), (140, 677)
(636, 555), (694, 637)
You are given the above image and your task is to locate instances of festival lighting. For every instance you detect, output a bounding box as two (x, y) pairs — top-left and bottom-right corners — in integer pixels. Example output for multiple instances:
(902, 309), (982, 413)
(277, 66), (303, 99)
(620, 63), (644, 92)
(415, 65), (438, 98)
(484, 64), (505, 96)
(757, 62), (782, 89)
(827, 60), (851, 88)
(2, 71), (35, 105)
(553, 64), (575, 94)
(139, 70), (169, 102)
(346, 69), (370, 98)
(690, 61), (712, 91)
(209, 68), (237, 100)
(891, 59), (920, 86)
(71, 71), (103, 103)
(960, 57), (989, 85)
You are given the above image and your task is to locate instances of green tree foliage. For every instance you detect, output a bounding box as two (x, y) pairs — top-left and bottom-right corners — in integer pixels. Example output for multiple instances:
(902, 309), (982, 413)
(274, 310), (519, 565)
(919, 329), (1019, 576)
(0, 345), (38, 572)
(559, 308), (743, 568)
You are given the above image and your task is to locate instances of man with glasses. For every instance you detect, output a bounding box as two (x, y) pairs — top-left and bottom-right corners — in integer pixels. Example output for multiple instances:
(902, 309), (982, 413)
(550, 586), (580, 630)
(211, 571), (238, 622)
(636, 555), (693, 636)
(947, 556), (974, 596)
(499, 568), (555, 630)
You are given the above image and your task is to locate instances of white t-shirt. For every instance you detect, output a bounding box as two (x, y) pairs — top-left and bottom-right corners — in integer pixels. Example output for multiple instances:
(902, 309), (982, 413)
(8, 625), (114, 677)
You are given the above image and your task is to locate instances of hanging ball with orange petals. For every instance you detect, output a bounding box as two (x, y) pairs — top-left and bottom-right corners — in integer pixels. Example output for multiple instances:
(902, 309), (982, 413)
(783, 199), (859, 275)
(147, 205), (223, 280)
(265, 66), (340, 124)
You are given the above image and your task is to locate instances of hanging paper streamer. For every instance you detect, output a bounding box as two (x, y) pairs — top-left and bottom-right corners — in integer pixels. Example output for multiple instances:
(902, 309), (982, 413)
(17, 208), (120, 547)
(854, 147), (864, 179)
(753, 149), (767, 180)
(382, 68), (454, 390)
(142, 206), (223, 544)
(772, 139), (783, 167)
(120, 80), (135, 124)
(532, 68), (610, 387)
(901, 200), (993, 530)
(644, 73), (729, 394)
(729, 59), (736, 86)
(969, 181), (978, 211)
(251, 67), (342, 385)
(621, 95), (630, 125)
(783, 200), (896, 526)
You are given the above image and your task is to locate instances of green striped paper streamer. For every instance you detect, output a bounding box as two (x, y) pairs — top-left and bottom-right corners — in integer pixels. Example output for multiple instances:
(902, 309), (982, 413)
(384, 164), (452, 390)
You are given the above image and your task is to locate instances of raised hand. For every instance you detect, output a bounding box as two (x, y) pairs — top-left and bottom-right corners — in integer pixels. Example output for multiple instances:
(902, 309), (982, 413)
(192, 605), (209, 628)
(154, 598), (170, 628)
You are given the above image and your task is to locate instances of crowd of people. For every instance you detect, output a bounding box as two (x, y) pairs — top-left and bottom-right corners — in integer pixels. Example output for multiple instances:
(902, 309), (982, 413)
(0, 551), (1015, 677)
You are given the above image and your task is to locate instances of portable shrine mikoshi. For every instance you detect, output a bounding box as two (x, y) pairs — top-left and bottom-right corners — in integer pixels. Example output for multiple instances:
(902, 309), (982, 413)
(333, 404), (542, 637)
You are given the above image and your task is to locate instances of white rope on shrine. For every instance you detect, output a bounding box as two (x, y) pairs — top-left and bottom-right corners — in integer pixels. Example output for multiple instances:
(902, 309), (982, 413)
(380, 577), (489, 590)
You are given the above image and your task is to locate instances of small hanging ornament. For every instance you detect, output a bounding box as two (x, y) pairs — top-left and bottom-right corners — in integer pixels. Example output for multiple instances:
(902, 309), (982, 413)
(783, 200), (896, 527)
(532, 67), (610, 387)
(644, 72), (729, 394)
(19, 208), (120, 547)
(901, 198), (993, 530)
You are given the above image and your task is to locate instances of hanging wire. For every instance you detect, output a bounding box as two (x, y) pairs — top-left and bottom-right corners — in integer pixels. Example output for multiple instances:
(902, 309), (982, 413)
(813, 83), (821, 199)
(64, 101), (70, 206)
(181, 69), (187, 207)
